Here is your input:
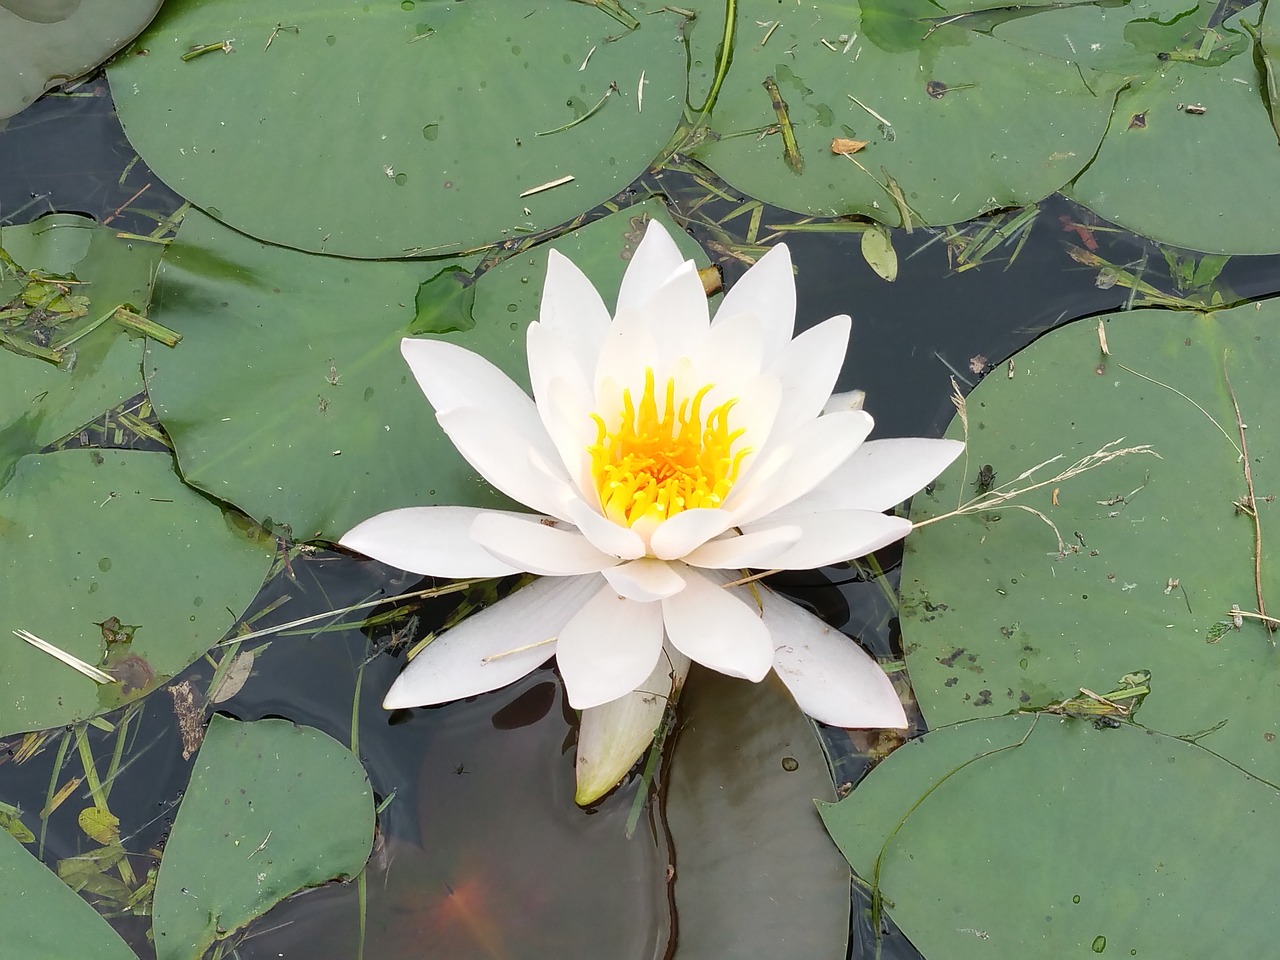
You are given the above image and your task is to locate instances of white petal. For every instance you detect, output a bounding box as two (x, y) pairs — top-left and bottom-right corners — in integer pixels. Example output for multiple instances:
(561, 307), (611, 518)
(681, 524), (802, 570)
(723, 372), (781, 468)
(772, 438), (965, 517)
(592, 313), (659, 416)
(401, 337), (530, 419)
(822, 389), (865, 414)
(648, 508), (736, 560)
(726, 410), (875, 525)
(642, 261), (711, 366)
(557, 586), (666, 709)
(538, 375), (598, 503)
(768, 315), (850, 433)
(575, 646), (690, 805)
(382, 575), (597, 708)
(661, 569), (773, 681)
(712, 243), (795, 360)
(527, 322), (592, 413)
(340, 506), (523, 578)
(758, 587), (907, 728)
(564, 499), (646, 560)
(616, 219), (687, 313)
(540, 250), (611, 375)
(686, 312), (765, 399)
(435, 407), (572, 521)
(741, 510), (912, 569)
(471, 513), (619, 576)
(602, 558), (687, 601)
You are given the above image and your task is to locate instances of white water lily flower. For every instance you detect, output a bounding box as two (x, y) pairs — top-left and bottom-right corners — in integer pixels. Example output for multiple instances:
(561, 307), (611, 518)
(341, 220), (962, 802)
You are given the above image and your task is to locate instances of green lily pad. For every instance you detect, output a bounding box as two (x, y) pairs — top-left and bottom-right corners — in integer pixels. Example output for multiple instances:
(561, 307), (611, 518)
(0, 827), (136, 959)
(0, 449), (272, 736)
(144, 201), (703, 542)
(1066, 9), (1280, 255)
(152, 715), (374, 960)
(684, 0), (1280, 252)
(0, 214), (162, 464)
(667, 669), (850, 959)
(688, 0), (1121, 228)
(0, 0), (162, 120)
(902, 298), (1280, 784)
(820, 714), (1280, 959)
(107, 0), (686, 257)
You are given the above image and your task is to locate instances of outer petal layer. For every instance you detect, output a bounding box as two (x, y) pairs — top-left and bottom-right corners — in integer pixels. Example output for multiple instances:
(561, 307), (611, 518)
(340, 506), (523, 578)
(616, 219), (687, 313)
(712, 242), (796, 361)
(382, 575), (597, 708)
(401, 337), (533, 421)
(602, 558), (687, 601)
(773, 437), (966, 516)
(574, 645), (690, 805)
(470, 513), (620, 576)
(740, 510), (912, 569)
(726, 409), (875, 525)
(767, 314), (850, 434)
(557, 586), (666, 710)
(758, 587), (907, 728)
(435, 407), (571, 521)
(540, 249), (612, 377)
(662, 569), (773, 681)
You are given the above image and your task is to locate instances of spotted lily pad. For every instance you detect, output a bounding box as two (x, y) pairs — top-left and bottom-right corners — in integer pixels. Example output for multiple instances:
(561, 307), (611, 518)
(107, 0), (687, 257)
(902, 297), (1280, 785)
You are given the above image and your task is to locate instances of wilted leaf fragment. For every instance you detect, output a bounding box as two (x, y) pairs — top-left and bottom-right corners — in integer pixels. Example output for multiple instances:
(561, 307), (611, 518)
(831, 137), (868, 155)
(152, 715), (374, 960)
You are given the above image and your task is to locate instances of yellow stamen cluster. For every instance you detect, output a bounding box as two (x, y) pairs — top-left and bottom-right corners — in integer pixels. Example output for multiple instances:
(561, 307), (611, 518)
(588, 368), (749, 528)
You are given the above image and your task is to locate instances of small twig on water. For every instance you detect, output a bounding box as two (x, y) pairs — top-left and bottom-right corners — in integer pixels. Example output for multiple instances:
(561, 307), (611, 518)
(1223, 352), (1273, 634)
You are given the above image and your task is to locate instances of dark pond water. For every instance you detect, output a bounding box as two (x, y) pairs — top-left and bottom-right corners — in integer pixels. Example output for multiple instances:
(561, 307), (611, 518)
(4, 71), (1280, 960)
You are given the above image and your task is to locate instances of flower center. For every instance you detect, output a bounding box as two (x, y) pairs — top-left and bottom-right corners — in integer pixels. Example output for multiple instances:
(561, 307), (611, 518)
(588, 368), (749, 527)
